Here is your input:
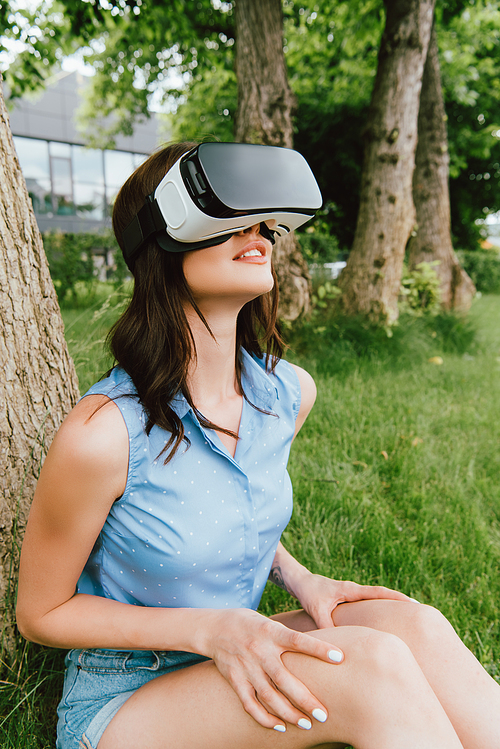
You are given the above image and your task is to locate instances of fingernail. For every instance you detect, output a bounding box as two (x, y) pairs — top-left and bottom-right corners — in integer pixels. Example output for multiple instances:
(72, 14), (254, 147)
(298, 718), (312, 730)
(312, 708), (327, 723)
(273, 724), (286, 732)
(409, 597), (420, 604)
(328, 649), (343, 663)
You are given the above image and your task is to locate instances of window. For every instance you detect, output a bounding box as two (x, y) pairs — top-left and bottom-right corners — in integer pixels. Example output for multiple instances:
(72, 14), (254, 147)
(13, 136), (147, 224)
(73, 145), (105, 219)
(13, 136), (51, 214)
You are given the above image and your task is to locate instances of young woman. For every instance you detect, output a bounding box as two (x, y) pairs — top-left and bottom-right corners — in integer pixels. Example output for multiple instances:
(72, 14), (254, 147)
(17, 142), (500, 749)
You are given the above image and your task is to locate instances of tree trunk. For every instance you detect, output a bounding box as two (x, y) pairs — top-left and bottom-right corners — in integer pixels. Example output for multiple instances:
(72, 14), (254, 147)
(234, 0), (310, 320)
(408, 22), (475, 310)
(338, 0), (436, 325)
(0, 81), (79, 658)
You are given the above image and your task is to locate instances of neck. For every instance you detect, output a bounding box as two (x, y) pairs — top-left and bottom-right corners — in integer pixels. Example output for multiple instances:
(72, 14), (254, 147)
(185, 304), (241, 409)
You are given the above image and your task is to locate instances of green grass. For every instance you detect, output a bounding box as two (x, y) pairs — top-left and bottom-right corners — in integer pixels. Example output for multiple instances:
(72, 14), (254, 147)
(2, 290), (500, 746)
(61, 282), (131, 393)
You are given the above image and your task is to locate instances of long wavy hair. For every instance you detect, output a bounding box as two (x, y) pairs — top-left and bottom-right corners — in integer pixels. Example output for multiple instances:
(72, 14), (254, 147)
(109, 142), (285, 463)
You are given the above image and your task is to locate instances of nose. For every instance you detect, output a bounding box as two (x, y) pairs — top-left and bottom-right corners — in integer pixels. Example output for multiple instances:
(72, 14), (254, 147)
(238, 223), (261, 237)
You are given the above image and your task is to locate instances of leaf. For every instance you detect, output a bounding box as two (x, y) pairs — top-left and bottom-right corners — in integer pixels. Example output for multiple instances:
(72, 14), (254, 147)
(428, 356), (444, 365)
(352, 460), (368, 469)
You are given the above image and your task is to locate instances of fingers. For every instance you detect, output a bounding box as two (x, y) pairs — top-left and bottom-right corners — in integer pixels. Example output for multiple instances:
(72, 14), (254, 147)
(312, 607), (339, 630)
(265, 660), (330, 729)
(216, 623), (344, 732)
(230, 655), (333, 732)
(304, 580), (418, 630)
(356, 584), (413, 602)
(282, 627), (344, 664)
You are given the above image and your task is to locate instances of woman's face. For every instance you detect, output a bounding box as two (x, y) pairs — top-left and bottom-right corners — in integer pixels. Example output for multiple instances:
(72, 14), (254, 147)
(182, 223), (274, 312)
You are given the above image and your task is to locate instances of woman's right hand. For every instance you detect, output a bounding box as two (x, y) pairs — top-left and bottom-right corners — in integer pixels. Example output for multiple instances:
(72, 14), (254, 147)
(202, 608), (344, 732)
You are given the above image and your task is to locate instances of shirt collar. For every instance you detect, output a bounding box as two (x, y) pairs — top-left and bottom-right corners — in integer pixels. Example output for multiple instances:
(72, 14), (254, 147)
(170, 349), (278, 420)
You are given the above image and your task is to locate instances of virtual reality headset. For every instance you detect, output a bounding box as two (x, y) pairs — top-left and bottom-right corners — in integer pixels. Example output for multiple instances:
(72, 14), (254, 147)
(121, 142), (322, 270)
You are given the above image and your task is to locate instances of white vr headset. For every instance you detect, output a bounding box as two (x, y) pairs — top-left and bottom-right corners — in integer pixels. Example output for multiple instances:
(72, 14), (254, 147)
(122, 142), (323, 270)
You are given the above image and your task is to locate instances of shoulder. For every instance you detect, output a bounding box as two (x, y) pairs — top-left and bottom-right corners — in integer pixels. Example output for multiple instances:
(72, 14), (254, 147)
(287, 363), (317, 436)
(43, 394), (129, 503)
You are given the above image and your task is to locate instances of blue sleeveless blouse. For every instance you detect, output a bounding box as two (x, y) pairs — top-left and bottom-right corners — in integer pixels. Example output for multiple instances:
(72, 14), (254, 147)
(76, 350), (301, 612)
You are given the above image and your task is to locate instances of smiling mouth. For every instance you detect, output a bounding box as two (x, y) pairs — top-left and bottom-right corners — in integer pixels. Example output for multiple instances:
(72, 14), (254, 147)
(233, 240), (268, 261)
(239, 248), (263, 259)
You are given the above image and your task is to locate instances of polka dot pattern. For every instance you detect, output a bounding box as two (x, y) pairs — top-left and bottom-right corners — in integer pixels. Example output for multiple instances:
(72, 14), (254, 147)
(77, 351), (300, 612)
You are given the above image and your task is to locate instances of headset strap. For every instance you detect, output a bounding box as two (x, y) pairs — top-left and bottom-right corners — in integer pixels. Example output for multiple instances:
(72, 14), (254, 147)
(122, 195), (166, 267)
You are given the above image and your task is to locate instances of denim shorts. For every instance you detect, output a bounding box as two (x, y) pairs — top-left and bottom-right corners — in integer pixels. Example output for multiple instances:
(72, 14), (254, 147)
(56, 648), (210, 749)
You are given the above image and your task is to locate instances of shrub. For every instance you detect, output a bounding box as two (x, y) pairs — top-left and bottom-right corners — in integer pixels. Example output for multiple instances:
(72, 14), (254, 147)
(456, 250), (500, 294)
(399, 261), (442, 316)
(297, 227), (342, 264)
(42, 230), (125, 303)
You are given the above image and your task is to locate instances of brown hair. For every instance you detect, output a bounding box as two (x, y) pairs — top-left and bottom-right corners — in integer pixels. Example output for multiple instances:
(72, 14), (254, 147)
(109, 142), (285, 462)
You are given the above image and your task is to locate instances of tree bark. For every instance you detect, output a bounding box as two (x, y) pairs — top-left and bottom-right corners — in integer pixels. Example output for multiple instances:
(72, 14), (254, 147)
(234, 0), (310, 320)
(0, 81), (79, 657)
(408, 22), (475, 310)
(338, 0), (436, 325)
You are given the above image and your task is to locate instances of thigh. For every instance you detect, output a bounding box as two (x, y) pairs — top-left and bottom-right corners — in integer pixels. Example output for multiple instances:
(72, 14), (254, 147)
(97, 624), (398, 749)
(271, 599), (425, 636)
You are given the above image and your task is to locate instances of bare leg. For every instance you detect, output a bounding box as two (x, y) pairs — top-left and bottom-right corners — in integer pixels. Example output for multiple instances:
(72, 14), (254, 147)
(274, 601), (500, 749)
(99, 624), (462, 749)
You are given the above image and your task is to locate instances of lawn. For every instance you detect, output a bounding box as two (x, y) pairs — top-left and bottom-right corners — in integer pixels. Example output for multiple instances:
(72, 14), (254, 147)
(1, 290), (499, 747)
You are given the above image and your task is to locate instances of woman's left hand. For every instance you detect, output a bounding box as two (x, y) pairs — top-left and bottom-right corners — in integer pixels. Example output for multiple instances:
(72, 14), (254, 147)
(294, 573), (414, 630)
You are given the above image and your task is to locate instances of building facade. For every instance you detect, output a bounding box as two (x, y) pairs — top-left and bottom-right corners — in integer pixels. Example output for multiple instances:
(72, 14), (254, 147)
(8, 70), (161, 235)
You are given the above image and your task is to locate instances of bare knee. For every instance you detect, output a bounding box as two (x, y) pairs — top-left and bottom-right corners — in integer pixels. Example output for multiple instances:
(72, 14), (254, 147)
(301, 627), (428, 741)
(310, 625), (421, 693)
(398, 603), (458, 652)
(349, 627), (417, 684)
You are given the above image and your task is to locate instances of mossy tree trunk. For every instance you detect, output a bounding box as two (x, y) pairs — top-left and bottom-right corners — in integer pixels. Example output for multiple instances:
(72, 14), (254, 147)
(234, 0), (310, 321)
(338, 0), (436, 325)
(408, 21), (475, 310)
(0, 81), (79, 658)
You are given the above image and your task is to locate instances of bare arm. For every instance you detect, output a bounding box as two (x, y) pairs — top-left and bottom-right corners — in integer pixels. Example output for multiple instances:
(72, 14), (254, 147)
(17, 392), (344, 731)
(16, 395), (222, 652)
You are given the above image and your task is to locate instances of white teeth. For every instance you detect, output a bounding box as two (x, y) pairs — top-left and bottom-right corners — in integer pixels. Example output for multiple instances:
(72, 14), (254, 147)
(239, 249), (262, 258)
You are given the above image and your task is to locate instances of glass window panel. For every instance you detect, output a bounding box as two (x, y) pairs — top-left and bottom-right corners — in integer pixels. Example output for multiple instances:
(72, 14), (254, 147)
(55, 195), (75, 215)
(51, 157), (72, 198)
(25, 177), (52, 215)
(13, 136), (50, 181)
(73, 182), (105, 220)
(73, 145), (104, 185)
(49, 141), (71, 158)
(104, 150), (135, 191)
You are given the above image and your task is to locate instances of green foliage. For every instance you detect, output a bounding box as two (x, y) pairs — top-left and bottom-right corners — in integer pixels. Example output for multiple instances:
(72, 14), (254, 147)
(0, 641), (65, 748)
(438, 1), (500, 248)
(42, 231), (95, 303)
(42, 230), (124, 304)
(456, 249), (500, 294)
(311, 279), (342, 313)
(288, 300), (477, 379)
(290, 0), (500, 251)
(286, 0), (383, 249)
(2, 0), (235, 147)
(166, 61), (236, 144)
(399, 261), (442, 317)
(4, 0), (500, 246)
(297, 226), (342, 263)
(62, 284), (131, 391)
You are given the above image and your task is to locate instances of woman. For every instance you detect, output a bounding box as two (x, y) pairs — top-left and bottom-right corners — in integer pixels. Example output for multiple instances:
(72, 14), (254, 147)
(17, 142), (500, 749)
